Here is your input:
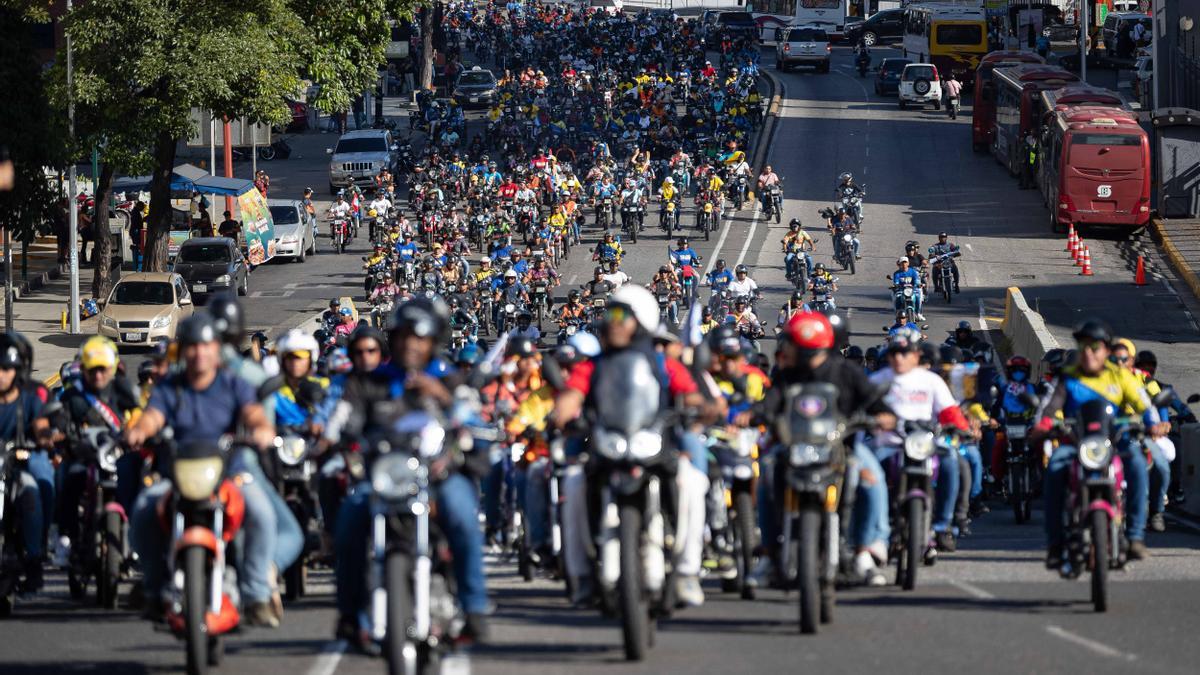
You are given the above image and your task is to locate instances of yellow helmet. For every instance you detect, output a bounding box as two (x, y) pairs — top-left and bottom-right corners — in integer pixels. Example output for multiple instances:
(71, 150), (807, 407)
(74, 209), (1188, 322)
(368, 208), (378, 218)
(80, 335), (119, 370)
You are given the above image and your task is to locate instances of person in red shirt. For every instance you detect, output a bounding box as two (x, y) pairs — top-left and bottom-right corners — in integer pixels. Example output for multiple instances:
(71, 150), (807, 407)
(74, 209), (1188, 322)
(497, 177), (518, 201)
(554, 285), (718, 608)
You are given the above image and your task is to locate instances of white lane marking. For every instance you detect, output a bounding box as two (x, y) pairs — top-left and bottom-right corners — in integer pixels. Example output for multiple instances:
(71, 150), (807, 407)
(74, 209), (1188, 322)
(977, 299), (994, 344)
(1045, 625), (1138, 662)
(568, 274), (577, 285)
(948, 579), (995, 600)
(702, 210), (735, 275)
(734, 205), (764, 268)
(306, 640), (347, 675)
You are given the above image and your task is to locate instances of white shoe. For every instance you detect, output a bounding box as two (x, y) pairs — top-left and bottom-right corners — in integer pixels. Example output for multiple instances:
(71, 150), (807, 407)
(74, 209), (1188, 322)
(854, 551), (887, 587)
(746, 556), (773, 588)
(916, 313), (926, 322)
(53, 536), (71, 569)
(865, 541), (888, 567)
(675, 575), (705, 607)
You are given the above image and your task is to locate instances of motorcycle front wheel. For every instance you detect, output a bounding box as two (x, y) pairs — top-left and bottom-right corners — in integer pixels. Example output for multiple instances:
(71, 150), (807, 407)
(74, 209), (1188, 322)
(98, 510), (124, 609)
(797, 507), (821, 634)
(182, 546), (208, 675)
(618, 504), (650, 661)
(385, 552), (416, 675)
(901, 499), (924, 591)
(1090, 510), (1109, 612)
(734, 490), (757, 600)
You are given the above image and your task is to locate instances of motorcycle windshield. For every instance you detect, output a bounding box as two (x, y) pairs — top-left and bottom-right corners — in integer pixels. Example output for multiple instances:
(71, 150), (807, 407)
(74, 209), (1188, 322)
(592, 351), (661, 435)
(778, 382), (840, 446)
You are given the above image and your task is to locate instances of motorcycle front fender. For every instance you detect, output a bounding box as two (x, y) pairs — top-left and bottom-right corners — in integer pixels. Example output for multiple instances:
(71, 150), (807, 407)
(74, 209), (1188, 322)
(1087, 499), (1117, 521)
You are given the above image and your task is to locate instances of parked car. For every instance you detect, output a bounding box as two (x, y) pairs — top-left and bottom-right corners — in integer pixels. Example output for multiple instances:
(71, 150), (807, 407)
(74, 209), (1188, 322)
(875, 57), (912, 95)
(588, 0), (622, 15)
(173, 237), (250, 297)
(1102, 12), (1151, 58)
(898, 63), (942, 110)
(843, 8), (905, 47)
(327, 129), (399, 194)
(1042, 21), (1079, 43)
(97, 273), (194, 347)
(775, 25), (831, 73)
(453, 67), (499, 108)
(268, 199), (316, 262)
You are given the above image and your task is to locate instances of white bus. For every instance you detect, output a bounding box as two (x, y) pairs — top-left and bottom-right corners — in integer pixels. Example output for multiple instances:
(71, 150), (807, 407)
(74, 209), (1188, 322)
(755, 0), (850, 41)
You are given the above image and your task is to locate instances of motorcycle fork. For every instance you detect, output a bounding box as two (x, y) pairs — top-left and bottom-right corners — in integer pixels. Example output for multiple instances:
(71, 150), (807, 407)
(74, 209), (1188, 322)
(781, 488), (799, 583)
(370, 511), (388, 642)
(598, 486), (621, 590)
(642, 477), (665, 594)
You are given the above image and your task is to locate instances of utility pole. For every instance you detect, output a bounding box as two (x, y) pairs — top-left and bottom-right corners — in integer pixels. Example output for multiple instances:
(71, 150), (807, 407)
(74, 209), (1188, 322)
(67, 0), (80, 334)
(3, 227), (12, 331)
(1080, 0), (1088, 83)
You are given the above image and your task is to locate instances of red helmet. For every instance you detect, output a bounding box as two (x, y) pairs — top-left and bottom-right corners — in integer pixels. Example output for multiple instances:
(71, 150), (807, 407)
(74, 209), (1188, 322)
(786, 312), (834, 350)
(1005, 355), (1032, 372)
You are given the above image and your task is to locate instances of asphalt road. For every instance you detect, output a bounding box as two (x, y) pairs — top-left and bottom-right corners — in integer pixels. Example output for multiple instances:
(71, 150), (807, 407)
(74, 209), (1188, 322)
(7, 46), (1200, 674)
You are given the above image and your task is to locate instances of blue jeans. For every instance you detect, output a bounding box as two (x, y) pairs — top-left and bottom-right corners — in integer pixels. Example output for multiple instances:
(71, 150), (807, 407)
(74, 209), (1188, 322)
(131, 451), (303, 604)
(27, 450), (55, 554)
(961, 444), (983, 500)
(14, 464), (47, 560)
(524, 459), (550, 550)
(334, 472), (487, 616)
(1045, 438), (1148, 546)
(851, 444), (889, 549)
(482, 450), (515, 533)
(932, 449), (960, 533)
(1148, 441), (1170, 516)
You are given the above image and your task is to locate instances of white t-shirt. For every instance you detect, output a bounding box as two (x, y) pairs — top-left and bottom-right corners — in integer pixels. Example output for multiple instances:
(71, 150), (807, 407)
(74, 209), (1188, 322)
(728, 278), (758, 297)
(602, 271), (630, 288)
(869, 366), (957, 444)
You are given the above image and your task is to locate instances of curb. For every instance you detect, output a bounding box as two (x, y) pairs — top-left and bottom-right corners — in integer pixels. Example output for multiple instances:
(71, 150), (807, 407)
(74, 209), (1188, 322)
(749, 69), (784, 174)
(1149, 217), (1200, 301)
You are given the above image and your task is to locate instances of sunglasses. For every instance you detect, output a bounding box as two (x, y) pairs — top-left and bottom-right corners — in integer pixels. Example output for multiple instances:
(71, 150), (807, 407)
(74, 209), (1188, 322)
(1111, 355), (1130, 364)
(351, 346), (381, 356)
(605, 305), (631, 323)
(1078, 340), (1107, 353)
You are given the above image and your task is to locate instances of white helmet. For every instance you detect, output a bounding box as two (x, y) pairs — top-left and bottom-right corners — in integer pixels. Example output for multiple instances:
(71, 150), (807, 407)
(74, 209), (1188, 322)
(567, 331), (601, 358)
(276, 329), (319, 358)
(609, 285), (660, 333)
(663, 176), (674, 184)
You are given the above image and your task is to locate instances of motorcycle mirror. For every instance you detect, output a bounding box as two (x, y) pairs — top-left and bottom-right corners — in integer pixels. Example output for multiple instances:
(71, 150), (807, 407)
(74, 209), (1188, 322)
(1152, 386), (1175, 409)
(325, 148), (333, 154)
(1188, 393), (1200, 405)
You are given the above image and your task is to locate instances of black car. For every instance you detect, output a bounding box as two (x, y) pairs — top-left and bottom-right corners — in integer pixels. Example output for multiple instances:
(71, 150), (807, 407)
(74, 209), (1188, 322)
(844, 8), (905, 47)
(173, 237), (250, 298)
(874, 57), (911, 96)
(453, 67), (498, 108)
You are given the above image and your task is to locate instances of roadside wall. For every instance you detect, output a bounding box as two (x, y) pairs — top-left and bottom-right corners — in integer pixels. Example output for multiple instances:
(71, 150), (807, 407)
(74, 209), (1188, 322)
(1002, 286), (1061, 379)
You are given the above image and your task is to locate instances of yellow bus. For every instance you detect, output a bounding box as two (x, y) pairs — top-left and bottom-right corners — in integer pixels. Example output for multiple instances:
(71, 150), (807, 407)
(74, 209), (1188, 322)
(902, 3), (989, 83)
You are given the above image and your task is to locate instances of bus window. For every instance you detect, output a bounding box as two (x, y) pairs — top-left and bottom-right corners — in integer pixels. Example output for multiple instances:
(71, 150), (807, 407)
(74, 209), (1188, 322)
(936, 24), (982, 46)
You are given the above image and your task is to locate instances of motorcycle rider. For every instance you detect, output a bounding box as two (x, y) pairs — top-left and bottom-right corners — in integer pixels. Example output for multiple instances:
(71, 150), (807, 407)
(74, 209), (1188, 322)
(268, 331), (328, 431)
(493, 268), (530, 329)
(929, 232), (961, 294)
(0, 341), (49, 592)
(705, 258), (735, 292)
(368, 271), (400, 305)
(775, 290), (809, 334)
(989, 355), (1038, 498)
(808, 262), (839, 307)
(601, 259), (630, 290)
(326, 298), (491, 648)
(1032, 319), (1167, 563)
(1110, 338), (1172, 535)
(827, 207), (861, 261)
(943, 72), (962, 118)
(508, 311), (542, 344)
(835, 172), (864, 224)
(670, 237), (702, 271)
(749, 312), (896, 587)
(891, 257), (925, 322)
(552, 285), (718, 607)
(125, 314), (299, 627)
(756, 164), (780, 213)
(782, 219), (815, 279)
(945, 320), (983, 352)
(593, 231), (624, 263)
(727, 264), (760, 303)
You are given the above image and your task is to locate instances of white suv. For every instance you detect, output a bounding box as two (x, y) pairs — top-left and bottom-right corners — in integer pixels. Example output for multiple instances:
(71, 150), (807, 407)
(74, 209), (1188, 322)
(898, 63), (942, 110)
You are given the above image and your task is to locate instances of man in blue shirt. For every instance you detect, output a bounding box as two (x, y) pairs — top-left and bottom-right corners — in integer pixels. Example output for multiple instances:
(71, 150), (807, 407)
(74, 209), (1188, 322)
(0, 342), (48, 592)
(706, 258), (735, 291)
(670, 237), (701, 270)
(126, 313), (300, 628)
(891, 257), (924, 321)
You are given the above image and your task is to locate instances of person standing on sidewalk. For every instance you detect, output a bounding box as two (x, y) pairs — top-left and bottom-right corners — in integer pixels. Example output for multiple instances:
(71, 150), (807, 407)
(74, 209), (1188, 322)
(128, 200), (144, 270)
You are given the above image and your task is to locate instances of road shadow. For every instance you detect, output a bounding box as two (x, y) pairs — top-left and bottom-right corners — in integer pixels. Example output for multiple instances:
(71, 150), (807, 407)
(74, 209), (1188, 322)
(0, 663), (170, 675)
(838, 591), (1087, 615)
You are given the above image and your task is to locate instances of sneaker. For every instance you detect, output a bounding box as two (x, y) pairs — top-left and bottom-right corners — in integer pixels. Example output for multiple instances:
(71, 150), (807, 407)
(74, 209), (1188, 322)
(716, 555), (738, 580)
(935, 531), (956, 553)
(268, 563), (284, 622)
(923, 544), (939, 565)
(462, 612), (490, 643)
(245, 601), (281, 628)
(53, 536), (71, 569)
(745, 556), (773, 589)
(916, 313), (927, 322)
(336, 614), (381, 657)
(1127, 540), (1149, 561)
(570, 575), (595, 607)
(969, 500), (990, 517)
(675, 575), (705, 608)
(853, 552), (886, 586)
(865, 542), (888, 566)
(1148, 513), (1166, 533)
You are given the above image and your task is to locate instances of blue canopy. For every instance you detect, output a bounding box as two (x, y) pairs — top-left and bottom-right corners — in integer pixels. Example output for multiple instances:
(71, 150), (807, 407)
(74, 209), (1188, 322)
(111, 163), (255, 197)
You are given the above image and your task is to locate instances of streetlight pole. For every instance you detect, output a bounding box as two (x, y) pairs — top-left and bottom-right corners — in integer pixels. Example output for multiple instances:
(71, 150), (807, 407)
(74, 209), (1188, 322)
(1080, 0), (1089, 83)
(67, 0), (80, 334)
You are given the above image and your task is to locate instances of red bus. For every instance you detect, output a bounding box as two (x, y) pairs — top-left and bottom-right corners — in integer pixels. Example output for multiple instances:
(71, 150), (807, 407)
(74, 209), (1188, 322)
(971, 51), (1044, 152)
(991, 64), (1078, 176)
(1039, 107), (1150, 232)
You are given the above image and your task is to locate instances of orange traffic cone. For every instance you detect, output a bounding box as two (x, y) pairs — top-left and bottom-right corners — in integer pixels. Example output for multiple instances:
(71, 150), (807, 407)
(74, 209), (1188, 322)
(1134, 255), (1147, 286)
(1080, 247), (1093, 276)
(1065, 224), (1076, 252)
(1073, 237), (1084, 264)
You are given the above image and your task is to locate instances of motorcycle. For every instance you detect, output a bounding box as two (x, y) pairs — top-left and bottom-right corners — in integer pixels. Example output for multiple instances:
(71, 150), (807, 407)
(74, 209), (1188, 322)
(705, 426), (759, 600)
(272, 430), (319, 602)
(587, 351), (675, 661)
(946, 94), (960, 120)
(838, 186), (865, 226)
(929, 249), (962, 302)
(730, 174), (748, 211)
(1001, 411), (1036, 524)
(331, 219), (350, 254)
(370, 295), (396, 329)
(557, 318), (584, 345)
(856, 51), (870, 77)
(697, 200), (716, 241)
(764, 184), (783, 224)
(531, 281), (551, 329)
(159, 434), (244, 674)
(620, 202), (642, 244)
(809, 284), (834, 314)
(67, 428), (131, 609)
(891, 283), (919, 325)
(660, 200), (680, 235)
(833, 228), (857, 275)
(0, 438), (39, 615)
(886, 421), (959, 591)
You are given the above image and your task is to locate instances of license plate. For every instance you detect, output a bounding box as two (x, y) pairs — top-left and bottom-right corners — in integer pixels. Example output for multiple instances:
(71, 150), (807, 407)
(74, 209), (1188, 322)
(123, 332), (144, 342)
(1006, 425), (1027, 440)
(193, 284), (207, 293)
(470, 96), (479, 103)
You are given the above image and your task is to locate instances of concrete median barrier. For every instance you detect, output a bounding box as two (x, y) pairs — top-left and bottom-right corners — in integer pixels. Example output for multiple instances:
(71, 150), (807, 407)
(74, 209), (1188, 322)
(1002, 286), (1061, 378)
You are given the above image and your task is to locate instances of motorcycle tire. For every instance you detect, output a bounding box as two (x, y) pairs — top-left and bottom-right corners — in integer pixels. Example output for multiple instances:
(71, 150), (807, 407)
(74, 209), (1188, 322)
(629, 222), (638, 245)
(284, 558), (306, 601)
(69, 569), (87, 600)
(618, 504), (650, 661)
(385, 552), (415, 675)
(704, 216), (711, 241)
(207, 636), (224, 667)
(942, 284), (951, 303)
(848, 255), (856, 276)
(1012, 468), (1027, 525)
(797, 507), (821, 634)
(734, 490), (757, 600)
(902, 500), (924, 591)
(1090, 510), (1109, 613)
(258, 145), (276, 161)
(182, 546), (208, 675)
(820, 578), (835, 625)
(99, 510), (123, 609)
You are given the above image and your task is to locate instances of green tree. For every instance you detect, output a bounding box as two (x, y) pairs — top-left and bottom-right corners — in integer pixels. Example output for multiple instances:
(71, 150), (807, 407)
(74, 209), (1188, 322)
(0, 8), (66, 257)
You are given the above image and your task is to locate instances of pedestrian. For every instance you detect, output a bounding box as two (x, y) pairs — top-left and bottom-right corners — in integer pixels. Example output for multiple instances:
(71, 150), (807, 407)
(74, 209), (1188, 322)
(129, 199), (144, 270)
(254, 169), (270, 197)
(353, 95), (365, 131)
(1036, 32), (1050, 59)
(1019, 131), (1037, 189)
(53, 197), (69, 266)
(218, 210), (241, 240)
(78, 197), (93, 264)
(1132, 20), (1147, 48)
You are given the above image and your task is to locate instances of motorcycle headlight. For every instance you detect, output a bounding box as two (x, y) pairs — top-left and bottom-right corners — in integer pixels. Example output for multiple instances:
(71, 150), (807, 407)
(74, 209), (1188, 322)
(594, 428), (628, 460)
(371, 453), (422, 501)
(505, 303), (516, 313)
(275, 435), (308, 466)
(789, 444), (826, 467)
(904, 431), (936, 461)
(903, 287), (913, 298)
(97, 443), (123, 474)
(629, 430), (663, 461)
(842, 234), (852, 242)
(174, 456), (224, 501)
(1078, 437), (1113, 470)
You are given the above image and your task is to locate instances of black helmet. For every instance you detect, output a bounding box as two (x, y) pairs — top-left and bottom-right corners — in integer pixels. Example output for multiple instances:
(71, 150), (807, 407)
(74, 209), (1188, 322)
(568, 289), (582, 302)
(329, 298), (341, 309)
(714, 258), (726, 268)
(177, 313), (220, 346)
(955, 320), (972, 332)
(789, 218), (801, 229)
(0, 343), (23, 370)
(350, 325), (388, 354)
(844, 345), (864, 361)
(137, 360), (155, 384)
(865, 346), (880, 362)
(0, 331), (34, 379)
(919, 342), (939, 368)
(250, 330), (269, 345)
(207, 295), (245, 344)
(825, 312), (849, 349)
(708, 326), (742, 356)
(1134, 350), (1158, 370)
(735, 264), (748, 274)
(388, 297), (449, 341)
(939, 344), (964, 365)
(507, 337), (538, 358)
(1071, 318), (1112, 345)
(676, 237), (688, 247)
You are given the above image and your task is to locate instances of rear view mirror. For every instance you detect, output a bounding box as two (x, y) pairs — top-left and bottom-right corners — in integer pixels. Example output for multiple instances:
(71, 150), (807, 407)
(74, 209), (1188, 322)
(326, 148), (334, 155)
(1187, 394), (1200, 404)
(180, 295), (193, 306)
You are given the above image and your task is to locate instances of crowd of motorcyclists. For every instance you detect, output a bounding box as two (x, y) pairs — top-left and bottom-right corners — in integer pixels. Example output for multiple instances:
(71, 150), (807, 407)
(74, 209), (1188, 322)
(0, 0), (1193, 671)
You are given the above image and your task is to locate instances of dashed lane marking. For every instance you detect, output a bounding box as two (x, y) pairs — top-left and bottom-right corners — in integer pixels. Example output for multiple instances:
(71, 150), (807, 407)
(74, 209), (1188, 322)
(1045, 625), (1138, 662)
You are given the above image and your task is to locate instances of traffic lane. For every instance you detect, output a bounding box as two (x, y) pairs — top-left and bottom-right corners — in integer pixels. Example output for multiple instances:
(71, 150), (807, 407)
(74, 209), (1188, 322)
(0, 570), (340, 674)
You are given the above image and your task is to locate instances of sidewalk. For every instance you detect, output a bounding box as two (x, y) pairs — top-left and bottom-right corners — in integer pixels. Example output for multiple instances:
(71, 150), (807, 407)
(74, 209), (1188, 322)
(1151, 217), (1200, 302)
(5, 269), (97, 386)
(0, 235), (64, 298)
